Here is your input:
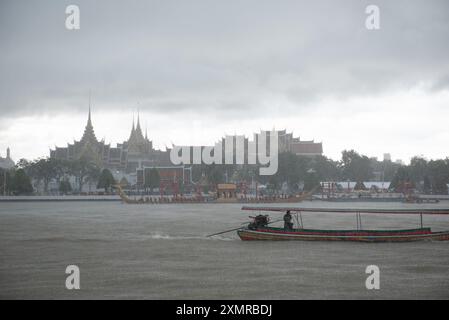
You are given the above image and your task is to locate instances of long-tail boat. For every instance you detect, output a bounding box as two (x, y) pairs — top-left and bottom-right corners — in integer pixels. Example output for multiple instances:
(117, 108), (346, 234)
(236, 206), (449, 242)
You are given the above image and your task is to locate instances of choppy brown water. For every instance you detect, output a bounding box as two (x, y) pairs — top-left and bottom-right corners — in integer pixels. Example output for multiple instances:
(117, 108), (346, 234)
(1, 201), (449, 299)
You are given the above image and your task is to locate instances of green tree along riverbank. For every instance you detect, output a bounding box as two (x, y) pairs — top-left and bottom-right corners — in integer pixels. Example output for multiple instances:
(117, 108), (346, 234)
(1, 151), (448, 195)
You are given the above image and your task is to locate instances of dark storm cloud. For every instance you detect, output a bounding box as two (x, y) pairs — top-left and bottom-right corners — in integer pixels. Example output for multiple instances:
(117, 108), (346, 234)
(1, 0), (449, 119)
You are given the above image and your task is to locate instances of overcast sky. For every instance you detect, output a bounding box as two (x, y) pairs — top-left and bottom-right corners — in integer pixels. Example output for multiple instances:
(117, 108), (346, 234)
(1, 0), (449, 163)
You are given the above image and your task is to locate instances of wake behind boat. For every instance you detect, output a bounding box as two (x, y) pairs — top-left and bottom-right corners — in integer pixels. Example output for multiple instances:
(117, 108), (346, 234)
(233, 206), (449, 242)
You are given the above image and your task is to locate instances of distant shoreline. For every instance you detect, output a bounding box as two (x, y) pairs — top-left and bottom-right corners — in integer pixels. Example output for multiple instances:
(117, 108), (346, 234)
(0, 195), (122, 202)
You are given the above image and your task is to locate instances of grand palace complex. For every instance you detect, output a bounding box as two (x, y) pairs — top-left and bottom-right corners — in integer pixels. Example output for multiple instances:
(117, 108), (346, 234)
(50, 109), (323, 189)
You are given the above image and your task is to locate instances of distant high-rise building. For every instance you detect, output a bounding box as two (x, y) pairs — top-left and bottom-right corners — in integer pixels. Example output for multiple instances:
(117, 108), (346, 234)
(383, 153), (392, 161)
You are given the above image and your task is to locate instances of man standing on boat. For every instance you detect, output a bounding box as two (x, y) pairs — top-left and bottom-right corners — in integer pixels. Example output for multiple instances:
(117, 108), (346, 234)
(284, 211), (294, 231)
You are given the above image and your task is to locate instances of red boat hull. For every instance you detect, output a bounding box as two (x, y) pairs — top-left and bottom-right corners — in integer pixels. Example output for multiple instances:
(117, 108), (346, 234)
(237, 227), (449, 242)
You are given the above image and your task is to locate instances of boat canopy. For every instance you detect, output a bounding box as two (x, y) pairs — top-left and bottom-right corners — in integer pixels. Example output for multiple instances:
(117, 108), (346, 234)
(241, 206), (449, 215)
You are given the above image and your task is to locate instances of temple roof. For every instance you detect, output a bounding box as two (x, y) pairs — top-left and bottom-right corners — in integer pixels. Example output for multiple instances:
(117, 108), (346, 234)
(128, 112), (149, 151)
(80, 107), (98, 146)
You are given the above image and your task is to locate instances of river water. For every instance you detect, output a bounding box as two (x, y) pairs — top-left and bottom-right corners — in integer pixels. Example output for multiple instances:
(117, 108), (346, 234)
(0, 201), (448, 299)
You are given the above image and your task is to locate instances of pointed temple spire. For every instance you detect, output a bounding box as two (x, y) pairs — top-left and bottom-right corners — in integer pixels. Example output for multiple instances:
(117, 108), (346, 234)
(129, 113), (136, 142)
(136, 110), (142, 130)
(87, 105), (92, 128)
(87, 90), (93, 125)
(80, 101), (97, 145)
(128, 109), (147, 151)
(132, 113), (135, 131)
(135, 110), (144, 139)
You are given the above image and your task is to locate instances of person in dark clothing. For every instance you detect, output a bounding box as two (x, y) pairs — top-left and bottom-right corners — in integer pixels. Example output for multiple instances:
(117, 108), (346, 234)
(284, 210), (294, 231)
